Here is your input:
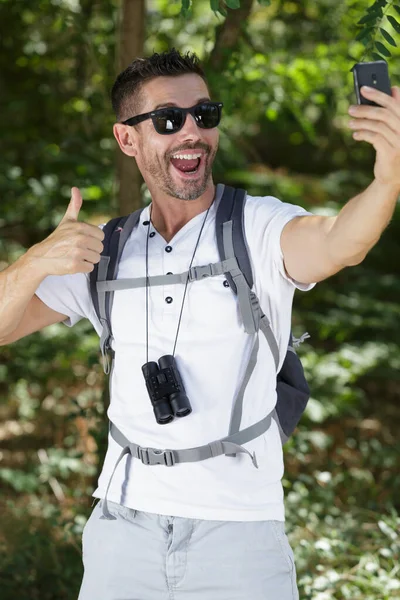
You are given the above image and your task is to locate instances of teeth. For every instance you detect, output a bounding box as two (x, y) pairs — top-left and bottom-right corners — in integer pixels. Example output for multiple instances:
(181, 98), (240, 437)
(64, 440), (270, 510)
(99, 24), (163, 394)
(172, 153), (202, 160)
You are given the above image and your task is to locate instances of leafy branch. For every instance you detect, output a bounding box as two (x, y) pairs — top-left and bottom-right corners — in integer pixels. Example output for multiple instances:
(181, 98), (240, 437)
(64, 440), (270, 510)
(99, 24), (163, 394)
(181, 0), (400, 67)
(181, 0), (271, 18)
(355, 0), (400, 62)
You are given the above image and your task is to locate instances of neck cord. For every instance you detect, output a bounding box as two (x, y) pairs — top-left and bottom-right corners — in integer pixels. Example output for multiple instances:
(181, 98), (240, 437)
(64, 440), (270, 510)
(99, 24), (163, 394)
(145, 200), (213, 364)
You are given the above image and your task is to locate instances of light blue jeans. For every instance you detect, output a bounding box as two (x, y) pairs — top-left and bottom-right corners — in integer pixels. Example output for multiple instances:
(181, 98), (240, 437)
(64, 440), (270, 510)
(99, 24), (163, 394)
(78, 500), (299, 600)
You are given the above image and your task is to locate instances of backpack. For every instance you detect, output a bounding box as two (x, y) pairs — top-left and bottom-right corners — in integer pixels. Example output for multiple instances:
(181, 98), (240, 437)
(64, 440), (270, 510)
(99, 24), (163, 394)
(89, 184), (311, 519)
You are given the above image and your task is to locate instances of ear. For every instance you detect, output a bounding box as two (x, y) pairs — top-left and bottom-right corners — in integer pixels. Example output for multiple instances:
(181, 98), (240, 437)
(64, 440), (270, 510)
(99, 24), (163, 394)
(113, 123), (138, 157)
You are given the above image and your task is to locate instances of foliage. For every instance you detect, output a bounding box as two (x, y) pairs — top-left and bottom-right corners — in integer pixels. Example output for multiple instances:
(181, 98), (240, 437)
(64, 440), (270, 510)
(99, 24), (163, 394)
(1, 0), (400, 598)
(183, 0), (400, 69)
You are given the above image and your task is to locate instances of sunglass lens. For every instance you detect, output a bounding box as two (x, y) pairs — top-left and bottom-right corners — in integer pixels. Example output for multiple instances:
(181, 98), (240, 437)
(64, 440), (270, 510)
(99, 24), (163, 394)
(153, 108), (183, 134)
(194, 103), (221, 129)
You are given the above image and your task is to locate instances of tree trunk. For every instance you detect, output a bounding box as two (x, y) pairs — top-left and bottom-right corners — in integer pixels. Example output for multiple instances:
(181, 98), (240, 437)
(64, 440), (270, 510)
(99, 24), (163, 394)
(115, 0), (146, 216)
(206, 0), (254, 75)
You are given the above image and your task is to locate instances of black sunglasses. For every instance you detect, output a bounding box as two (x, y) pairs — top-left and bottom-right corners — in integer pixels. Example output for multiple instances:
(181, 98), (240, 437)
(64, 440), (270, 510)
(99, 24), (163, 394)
(121, 101), (223, 135)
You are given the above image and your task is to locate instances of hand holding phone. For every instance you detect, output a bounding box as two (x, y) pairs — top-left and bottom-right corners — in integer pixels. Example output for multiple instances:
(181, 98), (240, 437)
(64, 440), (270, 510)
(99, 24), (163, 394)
(352, 60), (392, 106)
(349, 60), (400, 190)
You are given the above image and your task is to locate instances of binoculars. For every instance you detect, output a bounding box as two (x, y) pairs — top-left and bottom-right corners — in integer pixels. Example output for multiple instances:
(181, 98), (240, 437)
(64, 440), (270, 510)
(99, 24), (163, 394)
(142, 355), (192, 424)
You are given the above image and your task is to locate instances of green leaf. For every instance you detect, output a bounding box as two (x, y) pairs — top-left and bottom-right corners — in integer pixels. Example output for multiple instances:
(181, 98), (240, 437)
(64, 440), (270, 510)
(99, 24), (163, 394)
(258, 0), (272, 5)
(225, 0), (241, 8)
(181, 0), (190, 10)
(394, 5), (400, 17)
(181, 0), (191, 16)
(387, 15), (400, 34)
(210, 0), (219, 11)
(380, 28), (397, 46)
(371, 52), (385, 61)
(357, 13), (378, 25)
(375, 41), (392, 56)
(367, 6), (383, 17)
(218, 6), (228, 16)
(355, 26), (374, 41)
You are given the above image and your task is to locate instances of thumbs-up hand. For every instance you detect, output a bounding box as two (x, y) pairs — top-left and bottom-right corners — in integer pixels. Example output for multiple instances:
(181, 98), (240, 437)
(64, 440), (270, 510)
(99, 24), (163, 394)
(60, 187), (83, 224)
(28, 187), (105, 277)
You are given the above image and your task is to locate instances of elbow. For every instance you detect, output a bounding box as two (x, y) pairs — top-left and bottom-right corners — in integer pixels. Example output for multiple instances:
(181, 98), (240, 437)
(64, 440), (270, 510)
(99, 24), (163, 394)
(328, 239), (379, 268)
(342, 239), (380, 266)
(344, 252), (368, 267)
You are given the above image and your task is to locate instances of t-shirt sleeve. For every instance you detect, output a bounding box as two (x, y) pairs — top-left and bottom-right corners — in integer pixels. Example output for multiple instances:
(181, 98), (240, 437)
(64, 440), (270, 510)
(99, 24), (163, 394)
(245, 195), (316, 292)
(35, 272), (93, 327)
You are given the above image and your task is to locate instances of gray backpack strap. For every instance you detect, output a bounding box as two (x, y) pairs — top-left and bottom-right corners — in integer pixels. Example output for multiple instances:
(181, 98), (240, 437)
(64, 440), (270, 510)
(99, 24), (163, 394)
(217, 190), (279, 457)
(102, 415), (273, 520)
(217, 188), (280, 371)
(259, 315), (280, 371)
(224, 335), (260, 459)
(97, 257), (238, 292)
(222, 220), (261, 335)
(217, 187), (279, 457)
(96, 209), (144, 374)
(97, 256), (112, 374)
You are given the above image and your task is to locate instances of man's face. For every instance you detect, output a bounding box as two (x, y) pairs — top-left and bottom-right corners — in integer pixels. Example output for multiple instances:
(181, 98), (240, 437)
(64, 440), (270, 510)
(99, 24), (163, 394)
(123, 74), (219, 201)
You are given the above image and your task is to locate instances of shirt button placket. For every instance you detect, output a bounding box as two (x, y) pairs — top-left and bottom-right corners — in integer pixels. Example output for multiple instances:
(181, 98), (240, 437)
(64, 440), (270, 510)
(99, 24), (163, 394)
(164, 245), (175, 315)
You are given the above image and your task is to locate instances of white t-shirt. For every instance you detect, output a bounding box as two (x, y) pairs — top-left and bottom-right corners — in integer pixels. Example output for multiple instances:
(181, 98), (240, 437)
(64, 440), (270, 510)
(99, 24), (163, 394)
(35, 184), (315, 522)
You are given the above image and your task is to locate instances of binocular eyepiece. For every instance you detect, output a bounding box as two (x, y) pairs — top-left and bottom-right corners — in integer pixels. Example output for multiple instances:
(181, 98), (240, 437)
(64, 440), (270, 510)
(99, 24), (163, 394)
(142, 355), (192, 425)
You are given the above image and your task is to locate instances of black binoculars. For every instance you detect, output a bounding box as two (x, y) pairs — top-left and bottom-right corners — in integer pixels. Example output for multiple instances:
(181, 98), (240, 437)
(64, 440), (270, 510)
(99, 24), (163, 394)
(142, 355), (192, 425)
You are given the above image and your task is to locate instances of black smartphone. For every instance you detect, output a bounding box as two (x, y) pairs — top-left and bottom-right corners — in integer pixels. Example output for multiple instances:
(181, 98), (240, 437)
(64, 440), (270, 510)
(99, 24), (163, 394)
(352, 60), (392, 107)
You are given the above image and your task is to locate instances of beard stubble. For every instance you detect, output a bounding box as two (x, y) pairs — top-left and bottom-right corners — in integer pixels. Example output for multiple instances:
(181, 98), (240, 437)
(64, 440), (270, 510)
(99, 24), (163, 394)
(141, 142), (218, 201)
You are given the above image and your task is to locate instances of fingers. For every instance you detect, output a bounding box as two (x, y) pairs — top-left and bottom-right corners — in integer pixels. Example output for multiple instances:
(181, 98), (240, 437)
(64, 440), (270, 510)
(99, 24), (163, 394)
(66, 244), (102, 275)
(351, 129), (393, 156)
(348, 86), (400, 149)
(61, 187), (83, 224)
(81, 235), (104, 253)
(81, 248), (102, 265)
(350, 108), (400, 137)
(349, 119), (398, 147)
(360, 85), (397, 113)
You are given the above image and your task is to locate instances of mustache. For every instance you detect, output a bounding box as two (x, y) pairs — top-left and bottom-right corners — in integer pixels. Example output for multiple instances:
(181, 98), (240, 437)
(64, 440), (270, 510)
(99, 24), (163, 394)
(167, 142), (211, 159)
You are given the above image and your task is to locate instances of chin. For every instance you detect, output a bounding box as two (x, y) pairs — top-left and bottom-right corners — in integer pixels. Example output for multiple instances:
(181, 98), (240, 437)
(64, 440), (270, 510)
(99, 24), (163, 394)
(173, 179), (210, 201)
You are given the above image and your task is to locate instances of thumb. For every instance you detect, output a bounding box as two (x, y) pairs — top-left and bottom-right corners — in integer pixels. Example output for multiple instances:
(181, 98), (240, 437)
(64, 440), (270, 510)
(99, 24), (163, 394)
(62, 187), (83, 223)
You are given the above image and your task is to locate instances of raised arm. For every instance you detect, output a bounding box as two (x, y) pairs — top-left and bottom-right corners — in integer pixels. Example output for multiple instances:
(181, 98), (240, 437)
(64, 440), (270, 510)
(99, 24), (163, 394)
(281, 85), (400, 285)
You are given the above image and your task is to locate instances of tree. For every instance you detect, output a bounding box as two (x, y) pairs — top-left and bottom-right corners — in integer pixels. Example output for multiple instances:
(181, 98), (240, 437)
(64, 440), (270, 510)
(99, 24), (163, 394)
(116, 0), (146, 215)
(1, 2), (400, 598)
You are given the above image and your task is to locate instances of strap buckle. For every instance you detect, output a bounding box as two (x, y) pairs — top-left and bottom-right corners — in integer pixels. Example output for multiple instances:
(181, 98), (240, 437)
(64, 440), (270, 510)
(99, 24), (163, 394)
(188, 264), (214, 281)
(137, 447), (175, 467)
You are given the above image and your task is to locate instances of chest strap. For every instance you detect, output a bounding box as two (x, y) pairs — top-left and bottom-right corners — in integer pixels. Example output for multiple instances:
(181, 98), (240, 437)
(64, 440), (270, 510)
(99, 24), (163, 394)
(101, 413), (273, 520)
(96, 257), (238, 291)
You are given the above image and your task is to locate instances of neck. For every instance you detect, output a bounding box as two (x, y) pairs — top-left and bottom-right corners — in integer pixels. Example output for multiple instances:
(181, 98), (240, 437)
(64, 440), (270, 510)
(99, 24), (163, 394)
(148, 181), (216, 242)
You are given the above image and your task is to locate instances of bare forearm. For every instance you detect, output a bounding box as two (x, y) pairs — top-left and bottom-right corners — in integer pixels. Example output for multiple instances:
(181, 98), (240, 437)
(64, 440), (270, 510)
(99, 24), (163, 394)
(0, 189), (104, 342)
(0, 248), (47, 340)
(327, 178), (400, 265)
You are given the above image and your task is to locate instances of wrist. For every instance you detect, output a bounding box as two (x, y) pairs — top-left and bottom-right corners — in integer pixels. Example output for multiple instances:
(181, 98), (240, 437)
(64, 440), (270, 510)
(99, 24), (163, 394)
(372, 177), (400, 197)
(22, 245), (51, 282)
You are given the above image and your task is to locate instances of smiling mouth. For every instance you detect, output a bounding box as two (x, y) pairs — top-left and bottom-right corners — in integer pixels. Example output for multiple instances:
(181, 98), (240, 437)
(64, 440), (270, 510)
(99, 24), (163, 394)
(170, 153), (203, 175)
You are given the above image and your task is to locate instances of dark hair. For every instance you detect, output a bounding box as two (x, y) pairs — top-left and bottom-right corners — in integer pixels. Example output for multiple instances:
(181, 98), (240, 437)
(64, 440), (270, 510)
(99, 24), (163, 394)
(111, 48), (208, 122)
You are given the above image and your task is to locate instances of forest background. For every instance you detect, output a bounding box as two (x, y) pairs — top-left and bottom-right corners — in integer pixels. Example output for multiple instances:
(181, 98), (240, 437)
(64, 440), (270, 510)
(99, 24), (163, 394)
(0, 0), (399, 598)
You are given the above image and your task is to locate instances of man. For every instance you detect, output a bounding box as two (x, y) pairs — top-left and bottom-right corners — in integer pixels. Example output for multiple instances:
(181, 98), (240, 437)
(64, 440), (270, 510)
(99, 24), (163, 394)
(0, 49), (399, 599)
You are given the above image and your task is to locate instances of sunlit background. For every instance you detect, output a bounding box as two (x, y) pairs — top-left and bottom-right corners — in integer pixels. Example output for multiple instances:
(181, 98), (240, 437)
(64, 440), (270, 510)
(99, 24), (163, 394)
(0, 1), (399, 598)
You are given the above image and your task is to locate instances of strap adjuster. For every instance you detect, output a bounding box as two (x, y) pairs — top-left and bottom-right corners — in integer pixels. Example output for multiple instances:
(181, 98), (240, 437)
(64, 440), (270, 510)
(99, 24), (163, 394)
(189, 264), (214, 280)
(136, 447), (175, 466)
(189, 263), (223, 281)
